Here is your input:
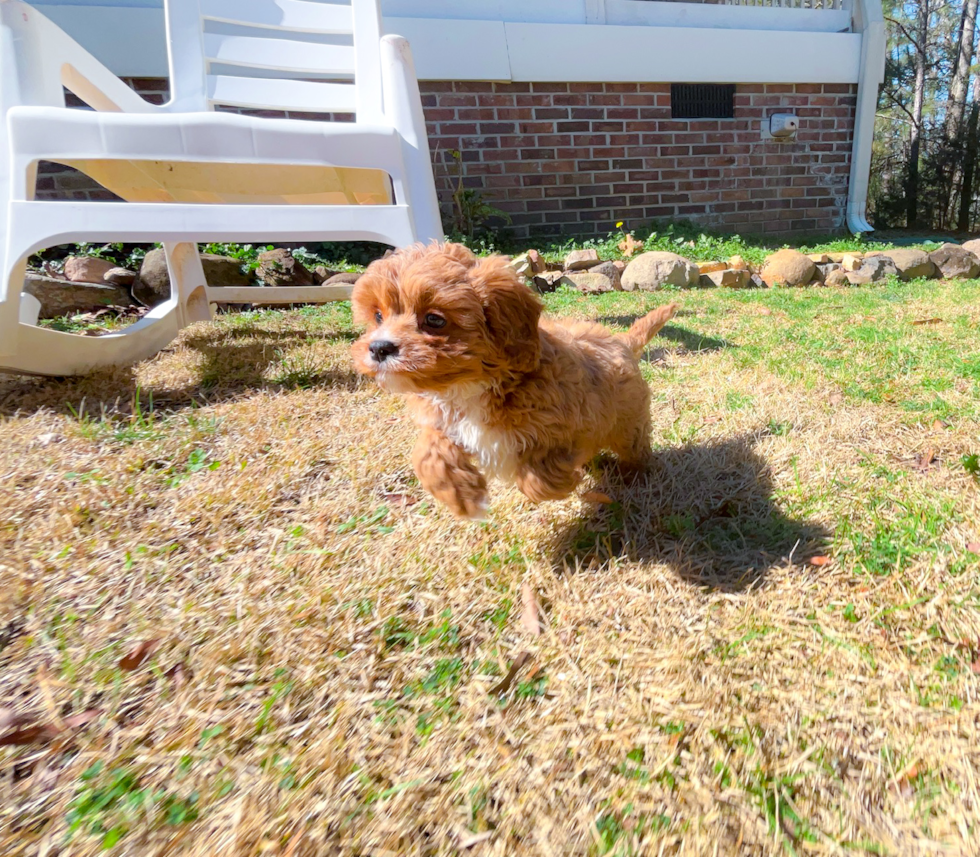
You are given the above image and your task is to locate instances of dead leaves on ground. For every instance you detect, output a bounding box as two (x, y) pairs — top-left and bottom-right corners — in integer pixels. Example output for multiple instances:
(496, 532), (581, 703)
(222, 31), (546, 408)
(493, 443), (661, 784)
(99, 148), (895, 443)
(119, 638), (161, 671)
(0, 707), (100, 746)
(618, 234), (644, 257)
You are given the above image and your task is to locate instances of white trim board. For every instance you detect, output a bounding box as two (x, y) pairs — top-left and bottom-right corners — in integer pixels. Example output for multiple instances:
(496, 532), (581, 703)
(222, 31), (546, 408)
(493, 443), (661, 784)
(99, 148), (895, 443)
(33, 4), (861, 84)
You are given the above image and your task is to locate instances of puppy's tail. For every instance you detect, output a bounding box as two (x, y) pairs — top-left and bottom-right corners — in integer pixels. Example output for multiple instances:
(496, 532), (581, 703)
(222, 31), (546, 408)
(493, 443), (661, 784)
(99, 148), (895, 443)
(619, 302), (680, 356)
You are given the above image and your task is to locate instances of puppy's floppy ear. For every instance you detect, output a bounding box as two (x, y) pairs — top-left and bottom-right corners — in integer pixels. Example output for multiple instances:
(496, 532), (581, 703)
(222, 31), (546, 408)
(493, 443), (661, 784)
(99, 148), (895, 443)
(469, 255), (543, 374)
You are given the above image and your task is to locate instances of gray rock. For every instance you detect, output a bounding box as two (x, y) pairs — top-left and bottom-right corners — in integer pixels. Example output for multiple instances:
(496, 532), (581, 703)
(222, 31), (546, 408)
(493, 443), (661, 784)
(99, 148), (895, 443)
(960, 238), (980, 256)
(760, 249), (816, 287)
(929, 243), (980, 279)
(845, 255), (899, 286)
(134, 249), (253, 307)
(323, 272), (361, 287)
(560, 271), (617, 294)
(589, 261), (623, 290)
(563, 249), (600, 271)
(699, 269), (751, 289)
(881, 248), (936, 281)
(621, 251), (699, 291)
(815, 262), (843, 284)
(748, 273), (767, 289)
(23, 273), (133, 319)
(103, 267), (137, 287)
(257, 248), (316, 287)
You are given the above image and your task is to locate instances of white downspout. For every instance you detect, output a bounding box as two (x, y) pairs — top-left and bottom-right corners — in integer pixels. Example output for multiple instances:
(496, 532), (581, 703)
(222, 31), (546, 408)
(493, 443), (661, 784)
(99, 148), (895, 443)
(847, 0), (886, 234)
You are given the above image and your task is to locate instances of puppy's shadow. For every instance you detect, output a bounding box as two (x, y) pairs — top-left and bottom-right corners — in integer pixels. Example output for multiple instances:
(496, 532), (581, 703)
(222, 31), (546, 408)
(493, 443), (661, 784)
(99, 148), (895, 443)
(597, 318), (731, 356)
(551, 432), (829, 592)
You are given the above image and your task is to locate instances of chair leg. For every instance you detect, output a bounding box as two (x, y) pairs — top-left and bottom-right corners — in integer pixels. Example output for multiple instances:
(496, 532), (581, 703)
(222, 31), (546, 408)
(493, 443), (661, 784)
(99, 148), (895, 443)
(164, 241), (213, 326)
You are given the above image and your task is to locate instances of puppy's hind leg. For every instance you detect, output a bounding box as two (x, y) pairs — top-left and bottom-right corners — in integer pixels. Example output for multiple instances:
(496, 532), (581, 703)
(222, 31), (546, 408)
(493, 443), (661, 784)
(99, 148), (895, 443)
(412, 426), (488, 520)
(515, 447), (587, 503)
(609, 413), (653, 475)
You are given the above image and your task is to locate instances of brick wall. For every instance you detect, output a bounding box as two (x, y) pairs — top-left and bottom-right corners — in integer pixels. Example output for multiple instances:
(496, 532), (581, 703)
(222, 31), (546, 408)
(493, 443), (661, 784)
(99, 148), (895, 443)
(36, 78), (856, 240)
(423, 82), (856, 239)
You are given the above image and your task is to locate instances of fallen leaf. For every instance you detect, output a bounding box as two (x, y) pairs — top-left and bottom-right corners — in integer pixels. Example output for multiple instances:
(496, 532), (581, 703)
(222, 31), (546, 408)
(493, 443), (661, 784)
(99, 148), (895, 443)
(521, 583), (541, 637)
(119, 638), (161, 672)
(489, 652), (531, 696)
(62, 709), (101, 730)
(617, 234), (644, 258)
(165, 662), (191, 687)
(911, 317), (943, 325)
(0, 721), (61, 746)
(809, 555), (832, 567)
(581, 491), (613, 505)
(932, 419), (948, 431)
(381, 493), (418, 508)
(460, 831), (493, 848)
(915, 448), (937, 470)
(829, 393), (844, 406)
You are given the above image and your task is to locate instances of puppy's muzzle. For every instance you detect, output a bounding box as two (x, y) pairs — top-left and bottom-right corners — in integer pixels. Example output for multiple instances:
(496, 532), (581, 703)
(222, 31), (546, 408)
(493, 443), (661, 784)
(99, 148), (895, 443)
(369, 339), (399, 363)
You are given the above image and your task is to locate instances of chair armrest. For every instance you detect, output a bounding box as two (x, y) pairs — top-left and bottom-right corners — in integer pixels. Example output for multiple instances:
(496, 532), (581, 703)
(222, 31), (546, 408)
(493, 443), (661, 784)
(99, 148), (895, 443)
(1, 1), (158, 114)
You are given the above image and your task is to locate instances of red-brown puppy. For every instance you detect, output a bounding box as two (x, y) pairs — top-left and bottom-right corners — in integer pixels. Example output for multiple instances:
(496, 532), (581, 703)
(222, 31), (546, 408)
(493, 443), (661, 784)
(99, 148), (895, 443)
(352, 242), (678, 519)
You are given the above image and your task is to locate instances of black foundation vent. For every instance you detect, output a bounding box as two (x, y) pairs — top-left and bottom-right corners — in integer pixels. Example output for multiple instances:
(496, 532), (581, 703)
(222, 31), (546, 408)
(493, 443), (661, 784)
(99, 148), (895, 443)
(670, 83), (736, 119)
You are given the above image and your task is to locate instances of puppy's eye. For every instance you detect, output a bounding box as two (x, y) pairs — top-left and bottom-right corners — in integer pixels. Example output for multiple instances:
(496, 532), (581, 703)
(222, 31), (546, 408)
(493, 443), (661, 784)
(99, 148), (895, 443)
(374, 310), (383, 324)
(423, 313), (446, 330)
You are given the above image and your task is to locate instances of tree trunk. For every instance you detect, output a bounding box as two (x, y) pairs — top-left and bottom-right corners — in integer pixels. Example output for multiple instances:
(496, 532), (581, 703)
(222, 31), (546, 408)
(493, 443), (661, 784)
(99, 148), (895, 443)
(958, 75), (980, 231)
(948, 0), (979, 140)
(907, 0), (929, 227)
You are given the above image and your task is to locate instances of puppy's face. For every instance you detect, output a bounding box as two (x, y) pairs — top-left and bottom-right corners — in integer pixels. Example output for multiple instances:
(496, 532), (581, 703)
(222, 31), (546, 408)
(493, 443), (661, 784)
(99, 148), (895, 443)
(352, 243), (543, 394)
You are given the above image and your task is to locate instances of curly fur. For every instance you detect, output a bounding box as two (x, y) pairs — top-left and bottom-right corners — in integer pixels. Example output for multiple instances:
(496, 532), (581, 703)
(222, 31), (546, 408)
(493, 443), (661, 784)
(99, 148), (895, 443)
(351, 242), (678, 519)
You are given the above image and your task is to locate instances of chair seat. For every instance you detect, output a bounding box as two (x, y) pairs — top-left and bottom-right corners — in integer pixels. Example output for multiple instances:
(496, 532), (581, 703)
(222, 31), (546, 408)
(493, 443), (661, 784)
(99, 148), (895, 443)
(58, 158), (392, 205)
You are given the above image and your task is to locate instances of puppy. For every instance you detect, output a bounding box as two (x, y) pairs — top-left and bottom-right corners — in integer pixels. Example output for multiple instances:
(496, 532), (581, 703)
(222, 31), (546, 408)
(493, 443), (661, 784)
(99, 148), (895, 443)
(351, 243), (678, 519)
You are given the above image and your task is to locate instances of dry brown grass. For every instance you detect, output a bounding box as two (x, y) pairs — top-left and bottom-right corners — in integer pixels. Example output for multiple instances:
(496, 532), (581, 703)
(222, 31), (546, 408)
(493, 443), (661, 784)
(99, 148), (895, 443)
(2, 281), (980, 856)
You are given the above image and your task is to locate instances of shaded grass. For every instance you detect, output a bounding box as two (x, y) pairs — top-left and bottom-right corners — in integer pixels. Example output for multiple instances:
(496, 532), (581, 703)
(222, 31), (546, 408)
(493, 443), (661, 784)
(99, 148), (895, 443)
(1, 277), (980, 855)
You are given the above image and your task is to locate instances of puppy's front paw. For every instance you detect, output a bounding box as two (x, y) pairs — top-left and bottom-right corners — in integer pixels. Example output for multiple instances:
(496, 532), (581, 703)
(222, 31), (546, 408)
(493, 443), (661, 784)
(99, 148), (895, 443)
(440, 468), (489, 521)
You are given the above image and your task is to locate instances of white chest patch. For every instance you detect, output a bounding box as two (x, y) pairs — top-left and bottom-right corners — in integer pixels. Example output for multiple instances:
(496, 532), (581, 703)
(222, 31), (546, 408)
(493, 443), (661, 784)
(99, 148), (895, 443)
(424, 388), (524, 482)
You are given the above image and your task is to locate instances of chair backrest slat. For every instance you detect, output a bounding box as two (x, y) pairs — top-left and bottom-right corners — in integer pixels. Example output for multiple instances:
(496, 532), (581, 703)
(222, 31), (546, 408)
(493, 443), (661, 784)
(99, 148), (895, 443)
(203, 34), (355, 75)
(167, 0), (383, 120)
(200, 0), (354, 34)
(206, 74), (357, 113)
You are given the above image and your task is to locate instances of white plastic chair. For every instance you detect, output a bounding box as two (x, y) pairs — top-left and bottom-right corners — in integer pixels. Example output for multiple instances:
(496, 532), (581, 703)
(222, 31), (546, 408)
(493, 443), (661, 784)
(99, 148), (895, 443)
(0, 0), (442, 376)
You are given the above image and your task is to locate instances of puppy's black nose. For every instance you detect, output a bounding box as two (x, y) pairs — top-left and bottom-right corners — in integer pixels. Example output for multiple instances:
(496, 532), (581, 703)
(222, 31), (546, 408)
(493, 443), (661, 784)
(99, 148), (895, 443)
(369, 339), (399, 362)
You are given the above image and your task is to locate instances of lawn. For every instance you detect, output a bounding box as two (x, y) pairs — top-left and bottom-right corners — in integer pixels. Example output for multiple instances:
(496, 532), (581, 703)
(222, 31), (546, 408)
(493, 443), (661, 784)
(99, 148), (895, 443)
(1, 273), (980, 855)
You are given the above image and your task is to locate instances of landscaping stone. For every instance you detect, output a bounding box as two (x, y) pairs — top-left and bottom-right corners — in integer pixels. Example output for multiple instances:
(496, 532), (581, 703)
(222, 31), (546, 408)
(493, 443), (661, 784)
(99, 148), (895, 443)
(841, 254), (863, 272)
(749, 273), (767, 289)
(825, 268), (850, 287)
(24, 273), (133, 319)
(815, 262), (843, 283)
(135, 249), (252, 306)
(563, 249), (600, 271)
(103, 267), (137, 287)
(699, 269), (751, 288)
(760, 249), (815, 287)
(880, 248), (936, 281)
(621, 251), (698, 291)
(729, 254), (750, 271)
(807, 253), (831, 264)
(509, 253), (533, 279)
(696, 261), (727, 274)
(532, 271), (564, 293)
(845, 255), (899, 286)
(827, 251), (862, 263)
(929, 243), (980, 279)
(961, 238), (980, 256)
(257, 248), (316, 287)
(561, 271), (617, 294)
(589, 261), (623, 289)
(313, 266), (338, 284)
(611, 260), (627, 273)
(323, 272), (361, 287)
(527, 249), (552, 274)
(63, 256), (117, 284)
